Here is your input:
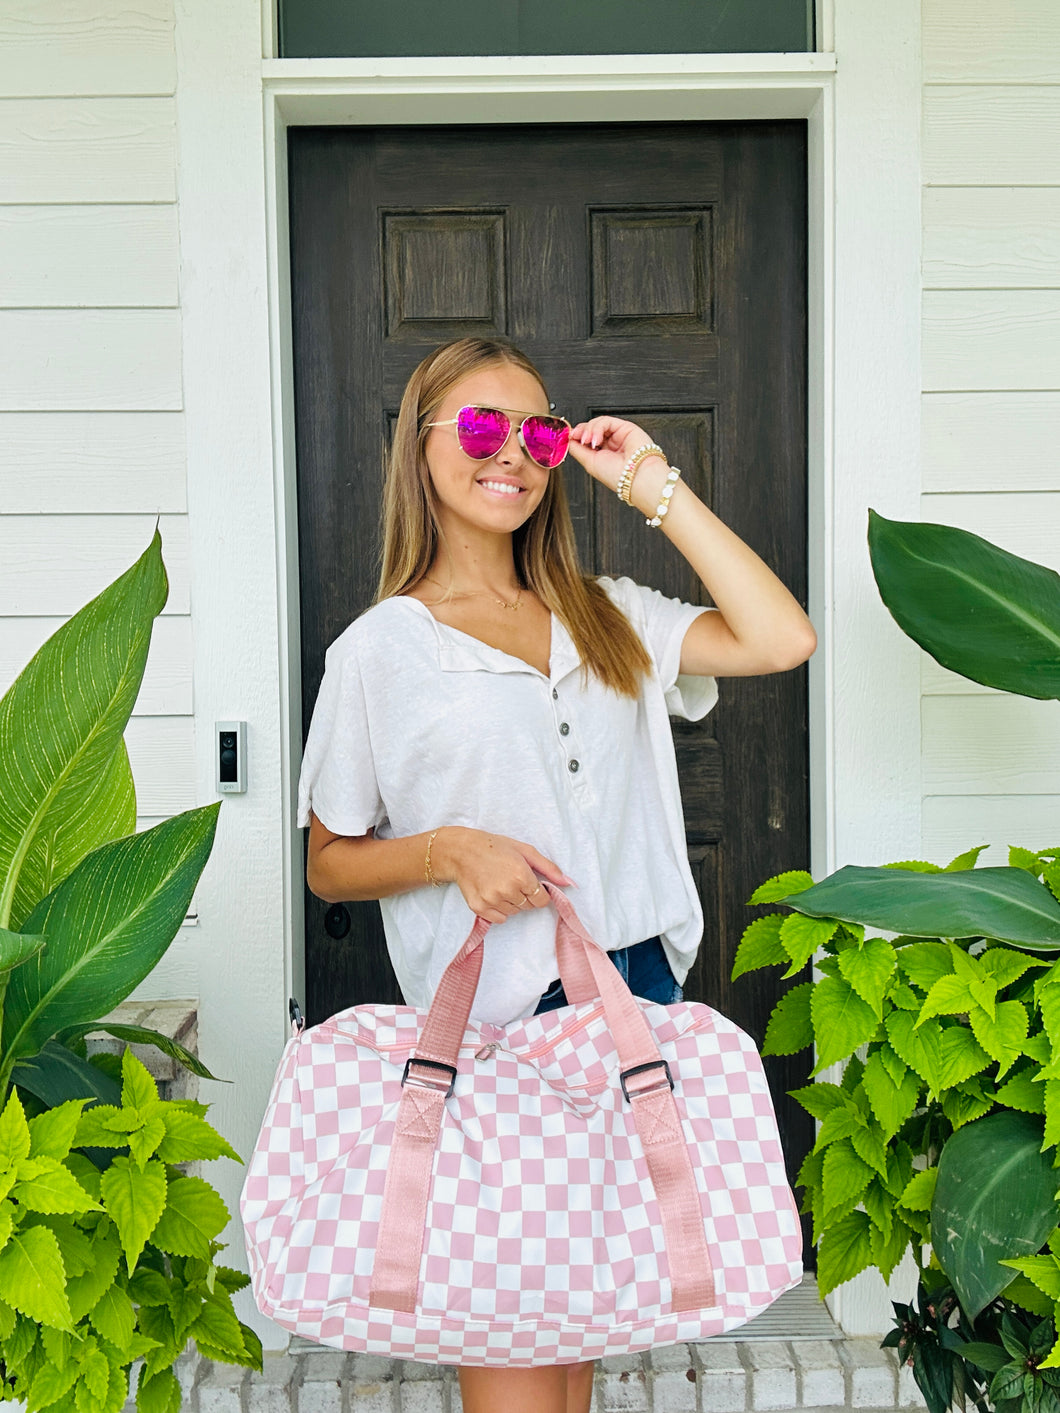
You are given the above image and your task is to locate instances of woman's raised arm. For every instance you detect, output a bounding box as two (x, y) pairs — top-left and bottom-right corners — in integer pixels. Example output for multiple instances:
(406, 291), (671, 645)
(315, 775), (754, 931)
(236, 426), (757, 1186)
(566, 417), (816, 678)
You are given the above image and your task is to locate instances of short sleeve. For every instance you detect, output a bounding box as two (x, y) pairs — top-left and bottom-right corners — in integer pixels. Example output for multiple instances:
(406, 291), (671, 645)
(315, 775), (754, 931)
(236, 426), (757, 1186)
(295, 637), (386, 836)
(602, 577), (720, 722)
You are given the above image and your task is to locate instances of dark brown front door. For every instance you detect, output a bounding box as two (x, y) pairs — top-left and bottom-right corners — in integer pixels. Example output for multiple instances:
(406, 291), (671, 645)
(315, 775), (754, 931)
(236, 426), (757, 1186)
(289, 122), (811, 1192)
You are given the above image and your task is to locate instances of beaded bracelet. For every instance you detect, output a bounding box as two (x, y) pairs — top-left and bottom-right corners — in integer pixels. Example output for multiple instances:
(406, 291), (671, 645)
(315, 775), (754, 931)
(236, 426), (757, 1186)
(616, 443), (665, 504)
(425, 829), (441, 888)
(646, 466), (683, 527)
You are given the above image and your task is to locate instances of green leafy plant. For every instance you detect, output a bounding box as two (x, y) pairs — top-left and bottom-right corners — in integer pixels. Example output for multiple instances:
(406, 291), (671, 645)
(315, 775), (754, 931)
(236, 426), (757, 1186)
(0, 530), (262, 1405)
(0, 529), (219, 1103)
(735, 511), (1060, 1411)
(0, 1048), (259, 1413)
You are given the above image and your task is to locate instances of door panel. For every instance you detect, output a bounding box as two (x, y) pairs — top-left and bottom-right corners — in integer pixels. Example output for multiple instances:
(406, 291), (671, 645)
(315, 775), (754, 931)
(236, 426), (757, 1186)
(289, 122), (812, 1199)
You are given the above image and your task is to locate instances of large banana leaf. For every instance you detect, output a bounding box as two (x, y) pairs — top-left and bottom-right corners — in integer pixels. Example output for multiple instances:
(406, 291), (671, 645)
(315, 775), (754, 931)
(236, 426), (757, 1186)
(54, 1022), (221, 1082)
(781, 864), (1060, 950)
(12, 1040), (121, 1108)
(0, 530), (166, 931)
(931, 1111), (1060, 1319)
(1, 803), (219, 1071)
(10, 744), (135, 937)
(869, 510), (1060, 699)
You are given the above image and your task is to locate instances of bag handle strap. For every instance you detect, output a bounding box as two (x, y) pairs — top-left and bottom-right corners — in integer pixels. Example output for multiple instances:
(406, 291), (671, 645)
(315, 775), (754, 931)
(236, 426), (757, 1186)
(368, 884), (716, 1315)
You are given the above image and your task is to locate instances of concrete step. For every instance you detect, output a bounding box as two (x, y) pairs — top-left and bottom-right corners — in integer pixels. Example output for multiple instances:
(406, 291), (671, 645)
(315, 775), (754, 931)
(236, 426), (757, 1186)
(189, 1338), (926, 1412)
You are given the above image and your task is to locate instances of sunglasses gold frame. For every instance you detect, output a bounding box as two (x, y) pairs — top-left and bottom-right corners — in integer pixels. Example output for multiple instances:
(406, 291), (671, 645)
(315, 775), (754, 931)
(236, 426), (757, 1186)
(426, 405), (572, 469)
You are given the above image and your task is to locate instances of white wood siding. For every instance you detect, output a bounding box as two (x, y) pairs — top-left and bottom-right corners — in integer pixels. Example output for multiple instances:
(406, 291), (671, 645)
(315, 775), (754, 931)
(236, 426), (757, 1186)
(0, 0), (195, 982)
(921, 0), (1060, 867)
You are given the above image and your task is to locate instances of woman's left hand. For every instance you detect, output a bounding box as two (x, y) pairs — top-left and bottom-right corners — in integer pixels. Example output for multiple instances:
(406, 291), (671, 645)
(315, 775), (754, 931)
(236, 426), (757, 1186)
(566, 416), (664, 496)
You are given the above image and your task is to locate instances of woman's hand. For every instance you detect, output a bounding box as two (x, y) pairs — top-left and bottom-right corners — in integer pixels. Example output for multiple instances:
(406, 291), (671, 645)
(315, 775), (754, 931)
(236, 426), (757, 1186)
(434, 827), (573, 925)
(566, 415), (665, 496)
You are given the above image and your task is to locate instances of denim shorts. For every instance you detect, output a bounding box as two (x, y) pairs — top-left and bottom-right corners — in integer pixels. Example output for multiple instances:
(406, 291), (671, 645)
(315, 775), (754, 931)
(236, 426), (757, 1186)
(533, 935), (683, 1014)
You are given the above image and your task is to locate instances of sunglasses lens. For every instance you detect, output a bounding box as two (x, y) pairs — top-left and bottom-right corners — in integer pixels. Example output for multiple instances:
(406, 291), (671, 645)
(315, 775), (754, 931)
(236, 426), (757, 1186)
(521, 416), (570, 469)
(456, 406), (509, 459)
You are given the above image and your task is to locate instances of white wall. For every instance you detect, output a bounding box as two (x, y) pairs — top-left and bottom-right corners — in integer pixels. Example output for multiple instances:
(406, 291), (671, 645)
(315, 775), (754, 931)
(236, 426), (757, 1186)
(0, 0), (199, 996)
(920, 0), (1060, 865)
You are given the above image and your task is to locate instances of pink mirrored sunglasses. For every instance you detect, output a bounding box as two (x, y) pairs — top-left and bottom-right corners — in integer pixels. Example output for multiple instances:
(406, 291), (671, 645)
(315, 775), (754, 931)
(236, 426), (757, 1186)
(427, 404), (571, 470)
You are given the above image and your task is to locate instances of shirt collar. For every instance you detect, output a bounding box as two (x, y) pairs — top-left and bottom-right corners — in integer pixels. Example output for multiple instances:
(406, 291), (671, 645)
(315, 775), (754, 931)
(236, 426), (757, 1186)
(418, 603), (580, 686)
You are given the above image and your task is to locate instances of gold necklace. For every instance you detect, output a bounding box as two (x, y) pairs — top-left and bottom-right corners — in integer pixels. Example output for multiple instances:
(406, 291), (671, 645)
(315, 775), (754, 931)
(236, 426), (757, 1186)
(424, 579), (523, 611)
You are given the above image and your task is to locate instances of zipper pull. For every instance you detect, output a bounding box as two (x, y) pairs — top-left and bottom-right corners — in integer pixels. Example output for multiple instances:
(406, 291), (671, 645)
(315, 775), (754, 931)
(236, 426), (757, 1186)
(474, 1042), (499, 1061)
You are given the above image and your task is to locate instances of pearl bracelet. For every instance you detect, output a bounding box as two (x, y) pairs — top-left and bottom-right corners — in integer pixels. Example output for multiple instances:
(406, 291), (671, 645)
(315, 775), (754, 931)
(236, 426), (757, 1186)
(646, 466), (683, 527)
(616, 443), (665, 504)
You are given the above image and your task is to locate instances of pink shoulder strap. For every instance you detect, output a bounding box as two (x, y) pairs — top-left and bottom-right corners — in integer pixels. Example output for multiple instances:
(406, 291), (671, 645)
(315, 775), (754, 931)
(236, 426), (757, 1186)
(368, 884), (716, 1315)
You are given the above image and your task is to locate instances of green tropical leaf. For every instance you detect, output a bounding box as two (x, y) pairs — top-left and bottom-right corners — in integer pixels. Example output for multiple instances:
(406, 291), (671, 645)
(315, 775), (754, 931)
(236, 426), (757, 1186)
(899, 1166), (938, 1212)
(932, 1111), (1060, 1318)
(860, 1051), (922, 1140)
(156, 1106), (240, 1165)
(1003, 1258), (1060, 1303)
(817, 1209), (874, 1297)
(1013, 847), (1046, 874)
(12, 1040), (122, 1108)
(971, 999), (1030, 1075)
(80, 1342), (112, 1404)
(781, 864), (1060, 950)
(100, 1154), (167, 1273)
(189, 1293), (251, 1363)
(763, 981), (814, 1056)
(26, 1356), (81, 1412)
(748, 870), (815, 905)
(790, 1081), (848, 1122)
(55, 1021), (221, 1083)
(89, 1283), (137, 1351)
(65, 1225), (120, 1324)
(0, 1088), (31, 1169)
(0, 930), (46, 980)
(850, 1122), (888, 1178)
(945, 846), (990, 872)
(868, 509), (1060, 698)
(997, 1070), (1047, 1114)
(918, 974), (976, 1025)
(12, 1157), (99, 1214)
(871, 1213), (912, 1283)
(137, 1366), (182, 1413)
(731, 913), (787, 980)
(16, 750), (138, 951)
(897, 942), (954, 993)
(981, 948), (1049, 990)
(0, 533), (165, 932)
(151, 1174), (229, 1260)
(936, 1025), (993, 1088)
(0, 1223), (72, 1330)
(779, 913), (838, 976)
(836, 937), (895, 1017)
(27, 1098), (86, 1161)
(121, 1047), (159, 1111)
(2, 804), (220, 1066)
(811, 976), (880, 1073)
(821, 1138), (874, 1219)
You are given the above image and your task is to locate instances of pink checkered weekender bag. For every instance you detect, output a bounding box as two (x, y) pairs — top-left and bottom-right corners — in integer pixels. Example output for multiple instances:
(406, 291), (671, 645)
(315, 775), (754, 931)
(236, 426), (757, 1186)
(240, 884), (802, 1366)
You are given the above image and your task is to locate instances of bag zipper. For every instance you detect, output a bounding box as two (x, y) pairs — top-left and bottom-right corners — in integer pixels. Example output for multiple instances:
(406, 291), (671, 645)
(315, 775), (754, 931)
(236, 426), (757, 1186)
(319, 1003), (712, 1065)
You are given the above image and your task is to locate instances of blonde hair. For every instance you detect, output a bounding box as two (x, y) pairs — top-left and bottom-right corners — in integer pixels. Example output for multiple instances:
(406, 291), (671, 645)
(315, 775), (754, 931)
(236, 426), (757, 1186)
(377, 338), (651, 697)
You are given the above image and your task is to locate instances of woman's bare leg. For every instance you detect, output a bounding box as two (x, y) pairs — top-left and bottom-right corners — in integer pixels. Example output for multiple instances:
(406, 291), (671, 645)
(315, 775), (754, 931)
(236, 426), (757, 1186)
(457, 1360), (596, 1413)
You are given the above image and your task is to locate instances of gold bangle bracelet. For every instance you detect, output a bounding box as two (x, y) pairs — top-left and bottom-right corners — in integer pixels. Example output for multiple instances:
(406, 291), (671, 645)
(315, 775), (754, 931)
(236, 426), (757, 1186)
(425, 829), (441, 888)
(617, 443), (665, 504)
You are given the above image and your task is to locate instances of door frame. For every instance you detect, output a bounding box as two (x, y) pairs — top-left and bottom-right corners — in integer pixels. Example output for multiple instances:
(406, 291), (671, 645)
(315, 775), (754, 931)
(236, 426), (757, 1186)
(174, 0), (920, 1342)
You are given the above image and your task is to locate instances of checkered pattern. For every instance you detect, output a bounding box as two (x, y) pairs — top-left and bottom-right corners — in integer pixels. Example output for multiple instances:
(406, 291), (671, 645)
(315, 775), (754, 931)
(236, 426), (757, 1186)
(241, 997), (802, 1366)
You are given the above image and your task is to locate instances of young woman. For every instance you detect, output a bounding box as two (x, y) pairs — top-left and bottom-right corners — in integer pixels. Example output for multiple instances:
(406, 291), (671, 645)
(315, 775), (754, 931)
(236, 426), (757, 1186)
(297, 336), (816, 1413)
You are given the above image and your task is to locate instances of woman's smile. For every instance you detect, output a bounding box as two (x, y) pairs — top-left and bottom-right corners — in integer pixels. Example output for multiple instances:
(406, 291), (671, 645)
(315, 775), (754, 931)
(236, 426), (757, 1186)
(477, 475), (526, 498)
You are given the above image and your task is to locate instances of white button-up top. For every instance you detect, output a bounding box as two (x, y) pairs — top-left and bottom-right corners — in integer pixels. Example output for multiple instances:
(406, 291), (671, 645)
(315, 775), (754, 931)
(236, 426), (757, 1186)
(296, 576), (717, 1025)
